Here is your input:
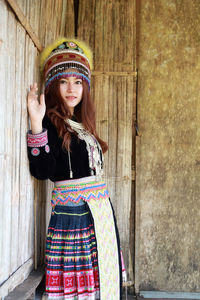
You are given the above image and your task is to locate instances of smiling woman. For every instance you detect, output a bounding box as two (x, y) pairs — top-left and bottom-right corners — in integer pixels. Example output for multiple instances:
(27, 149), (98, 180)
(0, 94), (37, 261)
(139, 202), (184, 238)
(58, 72), (83, 114)
(26, 38), (126, 300)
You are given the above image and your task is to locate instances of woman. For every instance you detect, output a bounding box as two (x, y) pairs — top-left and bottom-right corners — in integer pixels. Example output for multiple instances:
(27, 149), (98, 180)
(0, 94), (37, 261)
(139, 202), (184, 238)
(27, 38), (126, 300)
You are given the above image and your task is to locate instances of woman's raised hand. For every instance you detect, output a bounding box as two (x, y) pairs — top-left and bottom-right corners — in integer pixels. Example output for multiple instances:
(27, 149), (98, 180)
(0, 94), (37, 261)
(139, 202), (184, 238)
(27, 83), (46, 134)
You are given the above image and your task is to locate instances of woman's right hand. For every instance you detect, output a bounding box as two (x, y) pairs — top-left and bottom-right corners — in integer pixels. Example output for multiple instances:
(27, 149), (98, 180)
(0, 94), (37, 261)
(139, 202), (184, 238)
(27, 83), (46, 134)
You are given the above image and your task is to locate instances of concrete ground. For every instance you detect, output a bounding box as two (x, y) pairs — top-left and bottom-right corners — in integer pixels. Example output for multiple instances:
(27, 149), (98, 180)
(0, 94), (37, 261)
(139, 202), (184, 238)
(135, 298), (199, 300)
(35, 292), (198, 300)
(35, 278), (197, 300)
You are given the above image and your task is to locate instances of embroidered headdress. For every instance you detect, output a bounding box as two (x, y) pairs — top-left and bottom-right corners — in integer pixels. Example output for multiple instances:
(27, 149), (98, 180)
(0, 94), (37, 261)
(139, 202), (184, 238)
(40, 37), (93, 92)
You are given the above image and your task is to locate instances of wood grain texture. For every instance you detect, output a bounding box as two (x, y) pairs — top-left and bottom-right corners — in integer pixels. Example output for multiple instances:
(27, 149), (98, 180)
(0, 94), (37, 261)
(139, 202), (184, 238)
(0, 0), (10, 285)
(78, 0), (136, 283)
(6, 0), (43, 51)
(0, 0), (75, 296)
(4, 267), (43, 300)
(0, 259), (33, 298)
(1, 0), (137, 295)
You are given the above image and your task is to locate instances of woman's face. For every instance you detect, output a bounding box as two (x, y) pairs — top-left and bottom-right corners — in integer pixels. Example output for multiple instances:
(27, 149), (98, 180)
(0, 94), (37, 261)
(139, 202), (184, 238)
(59, 70), (83, 114)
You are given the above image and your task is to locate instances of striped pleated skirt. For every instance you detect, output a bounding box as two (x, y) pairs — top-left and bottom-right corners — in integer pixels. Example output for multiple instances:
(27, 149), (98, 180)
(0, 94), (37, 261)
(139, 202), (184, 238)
(45, 176), (124, 300)
(45, 203), (100, 299)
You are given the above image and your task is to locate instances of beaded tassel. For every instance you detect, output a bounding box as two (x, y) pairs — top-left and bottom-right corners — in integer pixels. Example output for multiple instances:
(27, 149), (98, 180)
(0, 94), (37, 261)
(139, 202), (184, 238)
(67, 150), (73, 178)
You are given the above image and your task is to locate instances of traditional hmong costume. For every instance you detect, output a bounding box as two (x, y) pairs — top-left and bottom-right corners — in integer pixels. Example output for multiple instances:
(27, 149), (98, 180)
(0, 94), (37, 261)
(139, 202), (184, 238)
(27, 38), (126, 300)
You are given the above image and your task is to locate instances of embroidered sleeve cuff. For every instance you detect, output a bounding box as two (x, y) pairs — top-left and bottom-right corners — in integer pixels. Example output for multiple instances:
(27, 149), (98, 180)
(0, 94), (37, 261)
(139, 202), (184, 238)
(27, 129), (48, 147)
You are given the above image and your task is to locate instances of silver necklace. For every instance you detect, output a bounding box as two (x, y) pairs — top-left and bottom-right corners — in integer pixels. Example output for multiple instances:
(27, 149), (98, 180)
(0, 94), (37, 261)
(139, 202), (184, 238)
(66, 119), (104, 177)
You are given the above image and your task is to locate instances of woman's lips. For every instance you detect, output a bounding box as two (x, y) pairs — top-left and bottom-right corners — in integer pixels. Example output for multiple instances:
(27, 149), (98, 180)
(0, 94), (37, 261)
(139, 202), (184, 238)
(66, 96), (76, 100)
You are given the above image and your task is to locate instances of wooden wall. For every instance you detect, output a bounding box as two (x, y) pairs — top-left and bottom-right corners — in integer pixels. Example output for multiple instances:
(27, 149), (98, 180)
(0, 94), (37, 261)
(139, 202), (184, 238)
(0, 0), (136, 297)
(0, 0), (74, 297)
(45, 0), (137, 287)
(77, 0), (136, 284)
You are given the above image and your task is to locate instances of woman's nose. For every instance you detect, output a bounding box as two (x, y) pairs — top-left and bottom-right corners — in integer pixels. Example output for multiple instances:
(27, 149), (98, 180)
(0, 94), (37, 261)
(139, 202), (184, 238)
(67, 82), (74, 92)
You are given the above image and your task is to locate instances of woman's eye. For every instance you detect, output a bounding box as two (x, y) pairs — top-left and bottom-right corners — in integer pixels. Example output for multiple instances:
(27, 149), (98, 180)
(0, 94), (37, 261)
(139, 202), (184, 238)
(60, 80), (66, 84)
(75, 80), (82, 84)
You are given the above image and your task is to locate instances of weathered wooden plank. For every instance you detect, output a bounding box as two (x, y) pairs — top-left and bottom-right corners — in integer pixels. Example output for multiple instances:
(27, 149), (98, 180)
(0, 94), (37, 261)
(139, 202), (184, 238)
(92, 75), (109, 141)
(10, 15), (20, 276)
(36, 181), (46, 267)
(55, 0), (64, 38)
(5, 0), (43, 51)
(0, 0), (9, 285)
(0, 258), (33, 298)
(78, 0), (95, 49)
(1, 0), (78, 297)
(93, 0), (104, 71)
(63, 0), (74, 37)
(24, 35), (35, 263)
(15, 0), (26, 15)
(78, 0), (136, 284)
(1, 0), (40, 291)
(103, 0), (114, 72)
(34, 179), (38, 269)
(26, 0), (40, 38)
(4, 267), (44, 300)
(6, 5), (17, 281)
(14, 22), (26, 269)
(92, 0), (135, 72)
(24, 32), (38, 266)
(20, 41), (29, 264)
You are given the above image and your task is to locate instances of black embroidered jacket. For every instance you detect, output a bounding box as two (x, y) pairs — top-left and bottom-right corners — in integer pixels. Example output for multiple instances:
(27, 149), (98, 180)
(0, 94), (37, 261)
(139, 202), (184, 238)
(27, 116), (91, 181)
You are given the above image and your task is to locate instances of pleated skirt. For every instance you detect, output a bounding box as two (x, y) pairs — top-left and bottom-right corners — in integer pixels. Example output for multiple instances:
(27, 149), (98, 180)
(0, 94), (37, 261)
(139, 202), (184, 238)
(45, 203), (100, 299)
(45, 176), (124, 300)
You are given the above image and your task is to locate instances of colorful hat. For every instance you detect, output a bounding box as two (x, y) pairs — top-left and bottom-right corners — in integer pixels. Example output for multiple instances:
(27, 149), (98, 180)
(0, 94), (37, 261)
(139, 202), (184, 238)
(40, 37), (93, 91)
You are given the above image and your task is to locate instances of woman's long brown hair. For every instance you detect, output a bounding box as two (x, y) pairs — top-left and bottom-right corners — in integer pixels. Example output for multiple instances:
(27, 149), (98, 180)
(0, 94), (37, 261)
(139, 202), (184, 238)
(45, 79), (108, 153)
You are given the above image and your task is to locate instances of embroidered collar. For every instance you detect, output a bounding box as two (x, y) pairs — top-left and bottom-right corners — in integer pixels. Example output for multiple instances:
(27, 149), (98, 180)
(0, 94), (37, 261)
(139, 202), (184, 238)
(66, 118), (104, 177)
